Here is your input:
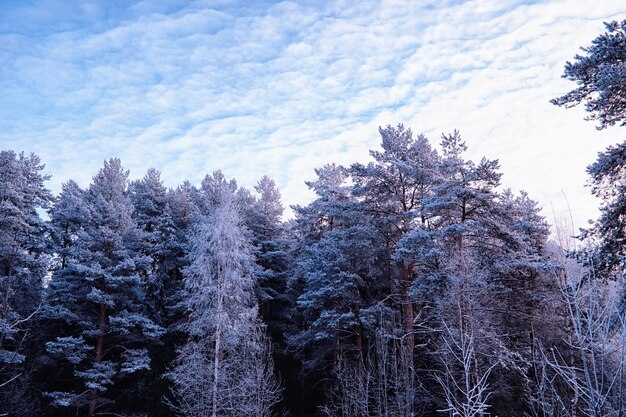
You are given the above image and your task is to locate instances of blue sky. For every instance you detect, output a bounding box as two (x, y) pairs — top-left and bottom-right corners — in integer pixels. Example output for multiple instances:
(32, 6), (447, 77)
(1, 0), (625, 230)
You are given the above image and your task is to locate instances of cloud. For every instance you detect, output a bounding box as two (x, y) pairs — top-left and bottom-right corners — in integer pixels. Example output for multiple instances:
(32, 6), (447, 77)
(0, 0), (624, 228)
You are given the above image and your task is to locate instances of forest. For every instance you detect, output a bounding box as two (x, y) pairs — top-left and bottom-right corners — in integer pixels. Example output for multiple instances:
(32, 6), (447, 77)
(1, 19), (626, 417)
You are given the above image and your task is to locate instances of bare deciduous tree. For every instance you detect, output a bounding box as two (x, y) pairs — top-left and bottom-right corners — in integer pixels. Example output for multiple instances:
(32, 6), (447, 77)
(541, 277), (626, 417)
(435, 307), (496, 417)
(322, 318), (422, 417)
(167, 187), (281, 417)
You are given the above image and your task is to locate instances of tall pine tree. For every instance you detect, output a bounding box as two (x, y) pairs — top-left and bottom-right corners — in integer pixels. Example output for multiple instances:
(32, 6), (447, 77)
(43, 159), (163, 416)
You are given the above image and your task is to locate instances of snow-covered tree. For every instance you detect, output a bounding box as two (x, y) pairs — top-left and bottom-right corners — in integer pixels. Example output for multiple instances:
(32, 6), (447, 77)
(552, 20), (626, 278)
(390, 131), (553, 416)
(195, 170), (238, 215)
(292, 225), (375, 367)
(581, 143), (626, 276)
(435, 309), (496, 417)
(289, 163), (381, 365)
(129, 168), (173, 326)
(530, 253), (626, 417)
(43, 159), (163, 416)
(322, 316), (425, 417)
(551, 20), (626, 130)
(48, 180), (90, 271)
(168, 186), (280, 417)
(350, 124), (440, 355)
(128, 169), (195, 412)
(0, 151), (52, 414)
(247, 176), (292, 335)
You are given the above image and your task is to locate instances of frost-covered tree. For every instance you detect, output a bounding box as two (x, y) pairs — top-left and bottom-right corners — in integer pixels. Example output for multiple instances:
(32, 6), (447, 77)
(350, 124), (440, 355)
(168, 186), (280, 417)
(291, 225), (376, 367)
(48, 180), (90, 271)
(254, 175), (284, 222)
(129, 168), (172, 325)
(435, 311), (496, 417)
(546, 280), (626, 417)
(429, 135), (551, 415)
(289, 163), (383, 365)
(43, 159), (163, 416)
(0, 151), (52, 414)
(582, 143), (626, 275)
(292, 127), (440, 413)
(129, 168), (167, 233)
(286, 164), (368, 413)
(552, 20), (626, 277)
(322, 311), (429, 417)
(128, 169), (195, 413)
(387, 130), (553, 416)
(294, 164), (353, 240)
(247, 176), (292, 335)
(242, 176), (297, 414)
(195, 170), (238, 215)
(529, 242), (626, 417)
(551, 20), (626, 129)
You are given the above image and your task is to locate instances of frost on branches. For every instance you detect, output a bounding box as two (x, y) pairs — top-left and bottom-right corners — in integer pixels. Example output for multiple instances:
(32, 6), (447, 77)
(168, 186), (281, 417)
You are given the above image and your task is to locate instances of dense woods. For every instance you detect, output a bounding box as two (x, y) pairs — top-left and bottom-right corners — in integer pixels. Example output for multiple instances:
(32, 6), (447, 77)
(1, 19), (626, 417)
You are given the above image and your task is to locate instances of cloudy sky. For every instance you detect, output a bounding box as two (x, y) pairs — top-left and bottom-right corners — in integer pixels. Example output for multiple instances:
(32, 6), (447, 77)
(1, 0), (625, 230)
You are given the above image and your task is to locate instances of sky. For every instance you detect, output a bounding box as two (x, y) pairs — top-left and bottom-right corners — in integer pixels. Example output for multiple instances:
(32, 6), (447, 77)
(1, 0), (625, 231)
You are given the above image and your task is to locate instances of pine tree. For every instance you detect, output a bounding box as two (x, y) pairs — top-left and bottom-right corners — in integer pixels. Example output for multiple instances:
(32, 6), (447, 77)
(289, 164), (367, 362)
(43, 159), (163, 416)
(413, 133), (552, 416)
(583, 143), (626, 275)
(551, 20), (626, 130)
(292, 225), (376, 368)
(350, 124), (440, 355)
(552, 19), (626, 277)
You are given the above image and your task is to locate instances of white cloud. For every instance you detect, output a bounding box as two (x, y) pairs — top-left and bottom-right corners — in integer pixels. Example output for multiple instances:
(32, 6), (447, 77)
(0, 0), (625, 230)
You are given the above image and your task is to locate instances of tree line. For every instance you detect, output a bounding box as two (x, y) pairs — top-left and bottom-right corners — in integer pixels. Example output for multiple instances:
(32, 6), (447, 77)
(0, 19), (625, 417)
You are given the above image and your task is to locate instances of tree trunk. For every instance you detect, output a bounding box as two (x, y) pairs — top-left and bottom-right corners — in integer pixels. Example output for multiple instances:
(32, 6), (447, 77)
(88, 302), (107, 417)
(334, 333), (341, 366)
(402, 263), (414, 355)
(0, 266), (12, 351)
(355, 326), (363, 363)
(212, 287), (224, 417)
